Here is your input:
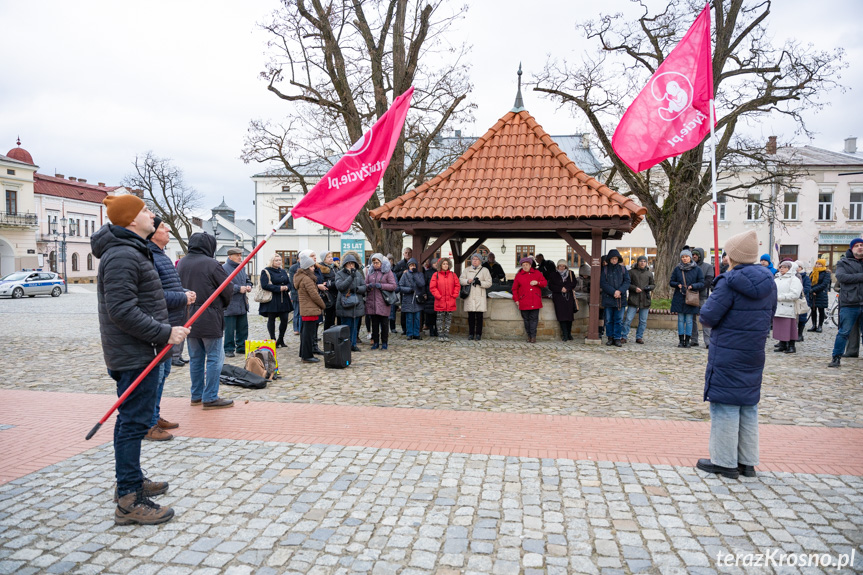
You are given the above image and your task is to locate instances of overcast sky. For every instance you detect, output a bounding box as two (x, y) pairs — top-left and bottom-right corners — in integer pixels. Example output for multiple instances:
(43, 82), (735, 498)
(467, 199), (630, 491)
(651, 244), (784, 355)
(2, 0), (860, 222)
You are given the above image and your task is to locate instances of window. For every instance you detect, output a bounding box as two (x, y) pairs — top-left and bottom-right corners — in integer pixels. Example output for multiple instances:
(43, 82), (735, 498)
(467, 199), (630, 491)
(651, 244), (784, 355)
(783, 193), (798, 220)
(566, 245), (584, 269)
(282, 186), (291, 192)
(276, 250), (298, 267)
(278, 206), (294, 229)
(71, 253), (79, 272)
(716, 193), (727, 221)
(850, 192), (863, 221)
(515, 245), (535, 266)
(5, 190), (16, 214)
(6, 169), (14, 175)
(49, 251), (56, 272)
(77, 219), (81, 236)
(818, 245), (847, 270)
(746, 194), (761, 221)
(779, 245), (798, 263)
(87, 253), (94, 271)
(818, 192), (833, 220)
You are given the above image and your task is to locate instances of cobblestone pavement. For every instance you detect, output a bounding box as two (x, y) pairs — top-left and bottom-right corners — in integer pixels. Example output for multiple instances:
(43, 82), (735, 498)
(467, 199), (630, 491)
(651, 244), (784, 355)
(0, 438), (861, 575)
(2, 290), (861, 427)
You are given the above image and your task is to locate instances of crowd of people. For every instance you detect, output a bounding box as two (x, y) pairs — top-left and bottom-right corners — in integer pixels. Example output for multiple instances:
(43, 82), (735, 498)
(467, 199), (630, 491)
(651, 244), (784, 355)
(92, 192), (862, 524)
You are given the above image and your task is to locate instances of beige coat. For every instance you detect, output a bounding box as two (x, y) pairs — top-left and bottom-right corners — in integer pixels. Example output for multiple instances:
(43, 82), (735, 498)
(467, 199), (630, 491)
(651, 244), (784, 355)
(459, 265), (492, 312)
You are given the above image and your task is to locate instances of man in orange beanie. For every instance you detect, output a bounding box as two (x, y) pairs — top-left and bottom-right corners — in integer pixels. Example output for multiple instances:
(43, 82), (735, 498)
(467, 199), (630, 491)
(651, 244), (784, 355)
(91, 195), (190, 525)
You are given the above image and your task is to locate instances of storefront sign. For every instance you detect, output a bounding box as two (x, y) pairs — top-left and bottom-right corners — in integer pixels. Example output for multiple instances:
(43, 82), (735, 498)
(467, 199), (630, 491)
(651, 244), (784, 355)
(819, 232), (862, 245)
(341, 237), (365, 256)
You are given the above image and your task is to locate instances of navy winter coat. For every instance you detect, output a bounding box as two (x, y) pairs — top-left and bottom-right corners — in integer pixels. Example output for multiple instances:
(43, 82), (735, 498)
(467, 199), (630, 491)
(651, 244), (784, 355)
(669, 265), (705, 314)
(92, 224), (171, 371)
(810, 269), (831, 308)
(699, 264), (777, 406)
(398, 261), (426, 314)
(223, 258), (252, 316)
(600, 263), (630, 309)
(149, 241), (188, 326)
(258, 267), (293, 315)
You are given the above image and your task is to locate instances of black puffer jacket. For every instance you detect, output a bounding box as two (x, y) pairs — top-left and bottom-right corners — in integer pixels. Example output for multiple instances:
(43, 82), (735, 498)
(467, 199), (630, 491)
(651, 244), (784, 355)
(177, 233), (231, 339)
(835, 249), (863, 307)
(92, 224), (172, 371)
(149, 241), (188, 326)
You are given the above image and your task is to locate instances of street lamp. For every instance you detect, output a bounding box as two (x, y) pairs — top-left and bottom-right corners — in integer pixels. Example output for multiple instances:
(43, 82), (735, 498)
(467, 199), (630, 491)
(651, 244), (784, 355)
(59, 216), (68, 293)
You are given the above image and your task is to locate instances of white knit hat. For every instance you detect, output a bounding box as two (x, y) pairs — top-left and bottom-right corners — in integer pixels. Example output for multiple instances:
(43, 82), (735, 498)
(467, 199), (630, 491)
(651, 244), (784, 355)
(298, 249), (315, 269)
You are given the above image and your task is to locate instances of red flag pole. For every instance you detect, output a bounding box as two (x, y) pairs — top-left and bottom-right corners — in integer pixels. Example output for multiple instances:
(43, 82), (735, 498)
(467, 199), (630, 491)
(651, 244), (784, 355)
(85, 212), (293, 440)
(709, 99), (720, 277)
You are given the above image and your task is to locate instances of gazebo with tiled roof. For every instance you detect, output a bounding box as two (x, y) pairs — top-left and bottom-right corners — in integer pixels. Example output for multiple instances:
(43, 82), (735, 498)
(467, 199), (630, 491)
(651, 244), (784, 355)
(370, 71), (647, 340)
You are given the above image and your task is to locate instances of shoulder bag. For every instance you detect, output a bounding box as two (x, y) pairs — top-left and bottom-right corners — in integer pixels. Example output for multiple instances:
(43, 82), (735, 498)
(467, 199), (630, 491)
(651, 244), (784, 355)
(382, 289), (399, 306)
(682, 269), (700, 307)
(340, 291), (359, 309)
(254, 269), (273, 303)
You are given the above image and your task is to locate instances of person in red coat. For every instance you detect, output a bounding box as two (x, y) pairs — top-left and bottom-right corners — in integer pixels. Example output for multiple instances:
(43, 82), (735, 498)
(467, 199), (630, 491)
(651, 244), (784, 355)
(512, 257), (548, 342)
(429, 257), (460, 342)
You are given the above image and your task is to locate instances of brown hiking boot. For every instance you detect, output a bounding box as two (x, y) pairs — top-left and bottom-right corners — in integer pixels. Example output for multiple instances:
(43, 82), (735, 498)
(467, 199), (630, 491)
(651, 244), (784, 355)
(144, 425), (173, 441)
(157, 417), (179, 430)
(115, 490), (174, 525)
(113, 477), (169, 502)
(203, 398), (234, 410)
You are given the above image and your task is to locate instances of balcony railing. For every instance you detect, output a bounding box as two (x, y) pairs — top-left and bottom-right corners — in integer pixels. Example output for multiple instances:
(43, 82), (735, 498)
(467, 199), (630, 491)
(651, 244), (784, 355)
(0, 212), (38, 227)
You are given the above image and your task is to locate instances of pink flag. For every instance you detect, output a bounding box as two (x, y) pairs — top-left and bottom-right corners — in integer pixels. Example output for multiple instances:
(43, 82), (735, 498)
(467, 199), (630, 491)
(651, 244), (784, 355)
(611, 5), (713, 172)
(291, 87), (415, 232)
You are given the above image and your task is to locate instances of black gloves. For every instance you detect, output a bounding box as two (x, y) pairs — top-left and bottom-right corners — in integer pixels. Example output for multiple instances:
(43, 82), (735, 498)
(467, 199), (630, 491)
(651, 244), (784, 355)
(472, 278), (481, 286)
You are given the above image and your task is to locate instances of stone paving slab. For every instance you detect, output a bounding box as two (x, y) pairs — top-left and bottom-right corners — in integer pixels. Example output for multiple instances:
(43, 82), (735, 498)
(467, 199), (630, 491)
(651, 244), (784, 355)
(1, 292), (861, 428)
(1, 438), (861, 575)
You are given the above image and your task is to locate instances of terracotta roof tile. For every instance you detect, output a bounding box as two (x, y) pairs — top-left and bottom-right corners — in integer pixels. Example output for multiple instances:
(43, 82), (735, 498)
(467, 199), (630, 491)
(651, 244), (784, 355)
(370, 109), (646, 227)
(34, 173), (120, 204)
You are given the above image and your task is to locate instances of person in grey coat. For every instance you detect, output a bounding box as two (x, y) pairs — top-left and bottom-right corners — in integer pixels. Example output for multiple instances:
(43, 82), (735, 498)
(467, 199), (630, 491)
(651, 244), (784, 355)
(334, 253), (367, 351)
(399, 258), (426, 340)
(691, 247), (715, 348)
(222, 247), (252, 357)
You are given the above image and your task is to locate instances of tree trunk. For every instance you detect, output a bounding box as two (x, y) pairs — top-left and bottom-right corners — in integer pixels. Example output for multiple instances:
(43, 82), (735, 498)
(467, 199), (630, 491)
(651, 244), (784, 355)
(647, 182), (703, 299)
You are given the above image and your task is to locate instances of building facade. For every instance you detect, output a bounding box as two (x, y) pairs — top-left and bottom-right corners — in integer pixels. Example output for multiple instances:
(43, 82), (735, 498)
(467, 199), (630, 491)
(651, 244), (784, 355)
(605, 137), (863, 270)
(0, 143), (39, 276)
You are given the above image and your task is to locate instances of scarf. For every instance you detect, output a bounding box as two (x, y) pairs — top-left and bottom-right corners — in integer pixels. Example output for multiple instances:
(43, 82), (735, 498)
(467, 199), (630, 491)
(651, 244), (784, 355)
(678, 261), (696, 271)
(810, 259), (827, 285)
(558, 269), (569, 281)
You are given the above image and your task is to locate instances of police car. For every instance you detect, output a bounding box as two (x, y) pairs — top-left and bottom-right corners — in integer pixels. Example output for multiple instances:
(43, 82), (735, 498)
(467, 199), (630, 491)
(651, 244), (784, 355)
(0, 270), (65, 298)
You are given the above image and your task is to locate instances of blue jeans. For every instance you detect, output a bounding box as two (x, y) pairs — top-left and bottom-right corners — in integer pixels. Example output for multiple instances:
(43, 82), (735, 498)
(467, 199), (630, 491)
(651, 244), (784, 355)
(832, 305), (863, 358)
(188, 337), (224, 403)
(709, 402), (759, 468)
(224, 314), (249, 353)
(150, 357), (172, 427)
(604, 306), (624, 340)
(623, 306), (649, 340)
(292, 295), (301, 333)
(108, 366), (161, 497)
(341, 316), (360, 347)
(405, 312), (421, 337)
(677, 313), (694, 336)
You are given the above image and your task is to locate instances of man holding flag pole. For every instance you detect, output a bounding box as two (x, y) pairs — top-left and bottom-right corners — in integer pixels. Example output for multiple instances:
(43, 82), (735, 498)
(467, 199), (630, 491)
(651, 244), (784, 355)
(86, 87), (415, 523)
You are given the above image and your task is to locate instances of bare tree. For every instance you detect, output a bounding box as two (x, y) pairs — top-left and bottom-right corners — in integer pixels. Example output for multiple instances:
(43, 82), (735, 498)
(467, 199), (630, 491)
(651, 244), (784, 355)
(534, 0), (845, 296)
(241, 0), (474, 256)
(122, 152), (202, 253)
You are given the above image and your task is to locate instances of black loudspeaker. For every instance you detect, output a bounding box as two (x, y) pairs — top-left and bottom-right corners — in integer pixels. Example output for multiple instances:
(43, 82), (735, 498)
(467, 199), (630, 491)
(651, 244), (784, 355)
(323, 325), (351, 369)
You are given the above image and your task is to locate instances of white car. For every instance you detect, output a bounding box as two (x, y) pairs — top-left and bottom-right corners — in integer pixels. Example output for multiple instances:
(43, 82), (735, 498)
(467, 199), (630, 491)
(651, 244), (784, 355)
(0, 271), (65, 298)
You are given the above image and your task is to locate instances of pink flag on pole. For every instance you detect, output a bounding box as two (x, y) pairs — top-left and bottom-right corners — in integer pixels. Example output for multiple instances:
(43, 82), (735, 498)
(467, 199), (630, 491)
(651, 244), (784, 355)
(291, 86), (415, 232)
(611, 5), (713, 173)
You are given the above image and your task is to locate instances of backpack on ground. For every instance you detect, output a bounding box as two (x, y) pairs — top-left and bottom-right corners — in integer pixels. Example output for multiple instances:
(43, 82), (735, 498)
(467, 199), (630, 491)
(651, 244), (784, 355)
(245, 347), (278, 380)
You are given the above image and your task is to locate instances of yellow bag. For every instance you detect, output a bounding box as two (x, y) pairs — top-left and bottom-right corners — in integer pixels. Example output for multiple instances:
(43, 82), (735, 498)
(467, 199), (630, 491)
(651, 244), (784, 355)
(245, 340), (278, 377)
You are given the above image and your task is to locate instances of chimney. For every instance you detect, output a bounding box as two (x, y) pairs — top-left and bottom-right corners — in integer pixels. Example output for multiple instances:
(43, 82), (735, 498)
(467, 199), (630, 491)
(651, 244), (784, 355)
(69, 176), (77, 181)
(192, 216), (203, 227)
(766, 136), (777, 155)
(845, 136), (858, 154)
(55, 173), (64, 179)
(78, 178), (87, 183)
(98, 182), (105, 187)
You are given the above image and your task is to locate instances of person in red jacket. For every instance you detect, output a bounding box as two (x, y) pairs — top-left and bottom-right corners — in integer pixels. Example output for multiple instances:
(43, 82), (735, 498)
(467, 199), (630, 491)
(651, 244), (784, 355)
(429, 257), (460, 342)
(512, 256), (548, 342)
